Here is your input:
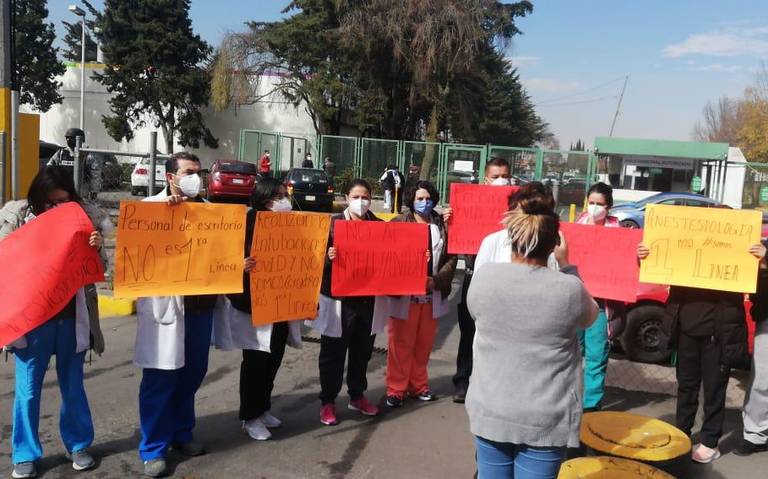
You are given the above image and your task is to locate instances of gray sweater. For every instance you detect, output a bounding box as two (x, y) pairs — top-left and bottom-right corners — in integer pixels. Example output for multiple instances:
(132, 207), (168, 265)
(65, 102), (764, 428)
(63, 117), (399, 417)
(466, 262), (598, 448)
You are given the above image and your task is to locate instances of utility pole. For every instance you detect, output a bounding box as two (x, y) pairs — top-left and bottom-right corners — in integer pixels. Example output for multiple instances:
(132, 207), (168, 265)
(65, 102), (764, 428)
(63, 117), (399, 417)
(609, 75), (629, 137)
(0, 0), (11, 203)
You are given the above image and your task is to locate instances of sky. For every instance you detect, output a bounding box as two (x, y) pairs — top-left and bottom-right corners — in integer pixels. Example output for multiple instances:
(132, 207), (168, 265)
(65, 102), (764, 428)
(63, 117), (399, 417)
(47, 0), (768, 150)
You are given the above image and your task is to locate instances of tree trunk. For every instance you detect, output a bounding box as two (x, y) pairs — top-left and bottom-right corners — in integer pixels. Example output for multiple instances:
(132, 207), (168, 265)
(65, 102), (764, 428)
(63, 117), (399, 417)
(420, 106), (439, 180)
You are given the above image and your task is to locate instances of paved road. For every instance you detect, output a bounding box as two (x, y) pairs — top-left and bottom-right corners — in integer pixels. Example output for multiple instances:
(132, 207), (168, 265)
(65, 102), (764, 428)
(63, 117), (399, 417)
(1, 272), (767, 478)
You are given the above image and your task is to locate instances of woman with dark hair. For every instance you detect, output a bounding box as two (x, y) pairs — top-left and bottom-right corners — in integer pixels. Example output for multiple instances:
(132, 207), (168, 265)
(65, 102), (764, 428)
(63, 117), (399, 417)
(467, 195), (598, 478)
(308, 179), (383, 426)
(213, 177), (302, 441)
(0, 166), (105, 478)
(381, 180), (458, 407)
(574, 182), (621, 412)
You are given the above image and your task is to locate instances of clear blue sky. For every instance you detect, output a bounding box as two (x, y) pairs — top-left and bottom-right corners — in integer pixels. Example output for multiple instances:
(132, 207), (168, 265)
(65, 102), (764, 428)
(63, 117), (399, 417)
(47, 0), (768, 149)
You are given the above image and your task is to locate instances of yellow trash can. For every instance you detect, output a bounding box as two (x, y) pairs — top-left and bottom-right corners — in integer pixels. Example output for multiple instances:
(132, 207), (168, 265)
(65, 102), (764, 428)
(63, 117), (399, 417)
(558, 456), (674, 479)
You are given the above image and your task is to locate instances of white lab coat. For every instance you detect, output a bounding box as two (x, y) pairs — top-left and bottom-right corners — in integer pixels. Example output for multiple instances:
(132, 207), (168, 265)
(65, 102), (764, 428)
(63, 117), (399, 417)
(475, 229), (559, 273)
(133, 189), (208, 370)
(212, 295), (302, 352)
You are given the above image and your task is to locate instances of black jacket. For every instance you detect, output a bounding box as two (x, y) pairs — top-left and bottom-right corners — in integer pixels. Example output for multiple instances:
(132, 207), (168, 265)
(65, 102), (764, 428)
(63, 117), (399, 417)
(750, 267), (768, 323)
(666, 286), (748, 369)
(320, 211), (382, 298)
(228, 208), (259, 313)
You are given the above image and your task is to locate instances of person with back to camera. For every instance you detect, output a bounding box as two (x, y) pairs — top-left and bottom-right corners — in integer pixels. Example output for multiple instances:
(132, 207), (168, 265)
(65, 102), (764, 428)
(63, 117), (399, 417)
(466, 195), (598, 478)
(212, 178), (303, 442)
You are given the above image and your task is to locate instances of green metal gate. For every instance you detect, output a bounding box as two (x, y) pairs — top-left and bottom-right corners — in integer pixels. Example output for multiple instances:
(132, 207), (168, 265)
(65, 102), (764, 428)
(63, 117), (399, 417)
(440, 143), (488, 202)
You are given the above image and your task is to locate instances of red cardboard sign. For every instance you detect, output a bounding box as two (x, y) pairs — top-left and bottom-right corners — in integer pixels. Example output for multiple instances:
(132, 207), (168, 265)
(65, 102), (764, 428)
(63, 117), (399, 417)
(0, 202), (105, 346)
(560, 222), (642, 303)
(331, 220), (428, 296)
(448, 183), (519, 254)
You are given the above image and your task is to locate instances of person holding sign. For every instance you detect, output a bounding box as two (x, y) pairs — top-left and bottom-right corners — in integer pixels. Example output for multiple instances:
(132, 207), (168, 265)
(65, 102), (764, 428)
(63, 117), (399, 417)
(309, 179), (383, 426)
(213, 178), (303, 441)
(383, 180), (458, 407)
(133, 152), (219, 478)
(466, 195), (598, 479)
(574, 183), (624, 412)
(637, 227), (764, 464)
(0, 166), (104, 478)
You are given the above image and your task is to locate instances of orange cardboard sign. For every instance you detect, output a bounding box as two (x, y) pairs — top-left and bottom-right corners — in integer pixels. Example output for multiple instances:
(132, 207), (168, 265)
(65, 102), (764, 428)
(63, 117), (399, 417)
(114, 201), (246, 297)
(249, 212), (331, 325)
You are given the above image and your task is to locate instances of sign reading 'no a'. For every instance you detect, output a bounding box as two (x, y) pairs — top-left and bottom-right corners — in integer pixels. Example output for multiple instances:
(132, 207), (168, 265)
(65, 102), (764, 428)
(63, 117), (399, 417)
(639, 204), (762, 293)
(114, 201), (246, 297)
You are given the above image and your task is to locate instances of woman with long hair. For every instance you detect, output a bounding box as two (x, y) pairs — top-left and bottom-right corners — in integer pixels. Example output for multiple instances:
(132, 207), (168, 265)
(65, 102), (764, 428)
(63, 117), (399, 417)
(467, 195), (598, 478)
(214, 178), (302, 441)
(0, 166), (104, 478)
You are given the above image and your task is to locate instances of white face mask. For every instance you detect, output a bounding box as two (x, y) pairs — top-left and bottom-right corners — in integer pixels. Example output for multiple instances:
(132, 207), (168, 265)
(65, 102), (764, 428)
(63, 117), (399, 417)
(587, 204), (607, 220)
(489, 177), (511, 186)
(270, 197), (293, 212)
(177, 173), (202, 198)
(349, 198), (371, 217)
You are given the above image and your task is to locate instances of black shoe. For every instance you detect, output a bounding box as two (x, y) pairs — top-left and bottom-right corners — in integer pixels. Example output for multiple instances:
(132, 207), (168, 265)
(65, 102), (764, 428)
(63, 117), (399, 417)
(453, 390), (466, 403)
(734, 439), (768, 456)
(417, 390), (437, 402)
(385, 395), (404, 408)
(172, 440), (206, 457)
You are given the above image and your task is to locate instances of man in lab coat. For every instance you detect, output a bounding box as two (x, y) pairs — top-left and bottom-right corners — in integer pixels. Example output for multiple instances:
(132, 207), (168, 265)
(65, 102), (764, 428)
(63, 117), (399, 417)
(133, 152), (218, 478)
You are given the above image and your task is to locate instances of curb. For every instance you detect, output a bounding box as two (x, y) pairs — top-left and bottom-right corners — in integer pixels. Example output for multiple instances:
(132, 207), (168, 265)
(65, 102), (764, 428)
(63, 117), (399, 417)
(98, 294), (136, 317)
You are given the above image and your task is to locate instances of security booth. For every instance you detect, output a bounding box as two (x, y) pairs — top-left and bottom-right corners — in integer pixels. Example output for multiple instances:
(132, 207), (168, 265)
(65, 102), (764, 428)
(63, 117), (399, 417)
(593, 136), (745, 207)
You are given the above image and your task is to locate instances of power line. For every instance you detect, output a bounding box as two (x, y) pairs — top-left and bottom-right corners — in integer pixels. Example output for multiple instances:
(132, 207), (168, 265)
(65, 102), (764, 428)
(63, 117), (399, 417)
(534, 76), (626, 105)
(536, 95), (619, 107)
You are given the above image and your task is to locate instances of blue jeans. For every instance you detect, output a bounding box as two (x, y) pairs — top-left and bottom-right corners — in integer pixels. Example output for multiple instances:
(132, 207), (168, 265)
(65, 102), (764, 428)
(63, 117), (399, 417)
(138, 309), (213, 461)
(579, 309), (609, 409)
(474, 436), (565, 479)
(12, 318), (94, 464)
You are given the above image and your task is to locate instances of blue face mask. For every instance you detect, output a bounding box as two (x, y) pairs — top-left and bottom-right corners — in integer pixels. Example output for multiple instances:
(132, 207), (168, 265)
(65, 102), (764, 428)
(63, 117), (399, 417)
(414, 199), (434, 216)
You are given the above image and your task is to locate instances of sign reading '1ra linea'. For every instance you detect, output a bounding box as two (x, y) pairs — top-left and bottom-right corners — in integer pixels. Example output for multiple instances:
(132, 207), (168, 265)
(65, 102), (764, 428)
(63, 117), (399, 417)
(250, 212), (331, 325)
(447, 183), (519, 255)
(332, 220), (428, 296)
(114, 201), (246, 297)
(640, 204), (762, 293)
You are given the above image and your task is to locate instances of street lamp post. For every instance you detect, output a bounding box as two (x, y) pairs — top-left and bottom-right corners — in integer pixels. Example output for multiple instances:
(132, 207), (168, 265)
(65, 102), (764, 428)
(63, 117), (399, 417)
(68, 5), (86, 131)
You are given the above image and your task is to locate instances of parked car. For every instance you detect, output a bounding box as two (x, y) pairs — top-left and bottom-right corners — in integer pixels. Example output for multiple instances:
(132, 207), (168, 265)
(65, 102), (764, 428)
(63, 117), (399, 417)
(610, 192), (721, 228)
(207, 160), (260, 203)
(130, 157), (166, 196)
(286, 167), (334, 212)
(556, 179), (587, 207)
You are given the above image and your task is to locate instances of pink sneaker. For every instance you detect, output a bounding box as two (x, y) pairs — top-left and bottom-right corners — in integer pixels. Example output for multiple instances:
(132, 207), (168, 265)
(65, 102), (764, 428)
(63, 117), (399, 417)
(320, 403), (338, 426)
(348, 396), (379, 416)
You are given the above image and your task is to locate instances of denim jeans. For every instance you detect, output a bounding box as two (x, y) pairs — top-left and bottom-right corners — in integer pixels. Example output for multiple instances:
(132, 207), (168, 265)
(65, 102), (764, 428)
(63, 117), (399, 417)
(474, 436), (565, 479)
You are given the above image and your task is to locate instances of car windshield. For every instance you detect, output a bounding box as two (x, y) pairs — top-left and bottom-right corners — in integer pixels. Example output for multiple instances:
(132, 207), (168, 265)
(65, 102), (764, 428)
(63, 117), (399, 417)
(292, 169), (328, 183)
(219, 162), (257, 174)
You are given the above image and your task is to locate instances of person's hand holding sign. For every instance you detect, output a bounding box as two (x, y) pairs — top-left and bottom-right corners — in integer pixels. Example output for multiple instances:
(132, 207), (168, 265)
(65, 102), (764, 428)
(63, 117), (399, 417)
(166, 194), (187, 206)
(89, 231), (102, 249)
(244, 257), (256, 273)
(554, 231), (569, 268)
(442, 207), (453, 225)
(750, 243), (767, 269)
(328, 247), (337, 261)
(637, 244), (650, 261)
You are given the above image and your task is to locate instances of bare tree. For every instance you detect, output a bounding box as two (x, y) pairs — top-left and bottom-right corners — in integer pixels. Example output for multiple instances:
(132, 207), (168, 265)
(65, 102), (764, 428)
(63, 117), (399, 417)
(692, 96), (743, 144)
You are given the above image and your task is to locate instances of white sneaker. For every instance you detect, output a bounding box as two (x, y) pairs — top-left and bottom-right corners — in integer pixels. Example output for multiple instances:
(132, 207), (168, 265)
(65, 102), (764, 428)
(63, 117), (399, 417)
(243, 418), (272, 441)
(260, 411), (282, 429)
(692, 443), (721, 464)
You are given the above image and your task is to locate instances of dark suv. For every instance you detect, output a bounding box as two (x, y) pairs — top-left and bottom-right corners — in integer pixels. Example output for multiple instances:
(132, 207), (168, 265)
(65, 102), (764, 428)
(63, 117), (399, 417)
(286, 168), (334, 212)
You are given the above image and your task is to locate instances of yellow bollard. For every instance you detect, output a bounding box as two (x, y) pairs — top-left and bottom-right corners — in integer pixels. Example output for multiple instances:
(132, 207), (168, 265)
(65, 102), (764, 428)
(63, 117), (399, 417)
(569, 203), (576, 223)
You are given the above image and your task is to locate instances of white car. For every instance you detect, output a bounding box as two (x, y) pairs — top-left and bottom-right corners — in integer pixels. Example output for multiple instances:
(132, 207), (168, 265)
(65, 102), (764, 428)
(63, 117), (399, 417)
(130, 157), (166, 196)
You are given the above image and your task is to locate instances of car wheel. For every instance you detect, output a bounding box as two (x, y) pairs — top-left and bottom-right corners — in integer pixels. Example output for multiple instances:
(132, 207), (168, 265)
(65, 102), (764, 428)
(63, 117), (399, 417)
(131, 187), (140, 196)
(620, 219), (640, 229)
(620, 303), (671, 364)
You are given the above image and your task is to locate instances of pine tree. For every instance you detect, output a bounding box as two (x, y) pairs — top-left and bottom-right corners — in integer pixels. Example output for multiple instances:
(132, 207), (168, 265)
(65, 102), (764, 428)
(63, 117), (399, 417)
(95, 0), (217, 153)
(61, 1), (100, 62)
(13, 0), (65, 112)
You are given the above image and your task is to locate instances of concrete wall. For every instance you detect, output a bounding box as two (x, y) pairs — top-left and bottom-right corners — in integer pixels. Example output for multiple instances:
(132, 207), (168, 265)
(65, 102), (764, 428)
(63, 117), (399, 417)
(21, 64), (318, 168)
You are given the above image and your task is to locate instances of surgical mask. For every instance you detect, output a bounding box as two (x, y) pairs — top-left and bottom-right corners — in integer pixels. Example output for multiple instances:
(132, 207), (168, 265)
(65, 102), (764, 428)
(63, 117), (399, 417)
(587, 204), (607, 220)
(177, 173), (202, 198)
(349, 198), (370, 217)
(414, 199), (434, 216)
(270, 198), (292, 212)
(489, 177), (510, 186)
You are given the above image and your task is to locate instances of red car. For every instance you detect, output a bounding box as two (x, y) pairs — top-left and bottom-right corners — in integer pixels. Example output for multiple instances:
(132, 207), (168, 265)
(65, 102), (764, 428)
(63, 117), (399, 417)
(207, 160), (260, 203)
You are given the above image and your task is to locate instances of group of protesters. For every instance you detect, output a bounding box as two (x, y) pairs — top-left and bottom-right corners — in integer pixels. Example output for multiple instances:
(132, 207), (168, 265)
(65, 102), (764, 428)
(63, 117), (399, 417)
(2, 151), (768, 479)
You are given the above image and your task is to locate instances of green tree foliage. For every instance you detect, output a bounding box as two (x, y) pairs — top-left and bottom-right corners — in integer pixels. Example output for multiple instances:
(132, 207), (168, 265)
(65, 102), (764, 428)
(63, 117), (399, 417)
(61, 1), (100, 63)
(95, 0), (217, 153)
(13, 0), (65, 112)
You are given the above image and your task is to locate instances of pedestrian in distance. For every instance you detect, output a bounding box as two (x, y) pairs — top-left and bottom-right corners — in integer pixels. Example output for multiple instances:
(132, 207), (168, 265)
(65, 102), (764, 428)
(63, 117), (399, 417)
(47, 128), (102, 200)
(301, 153), (314, 168)
(134, 152), (218, 478)
(307, 179), (384, 426)
(259, 150), (272, 177)
(466, 195), (598, 479)
(0, 166), (105, 479)
(382, 180), (457, 407)
(213, 178), (303, 441)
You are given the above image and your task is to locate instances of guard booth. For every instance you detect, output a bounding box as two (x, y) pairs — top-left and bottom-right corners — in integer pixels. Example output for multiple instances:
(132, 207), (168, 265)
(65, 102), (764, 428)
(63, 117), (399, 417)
(593, 136), (745, 207)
